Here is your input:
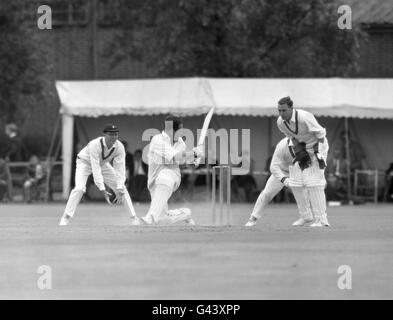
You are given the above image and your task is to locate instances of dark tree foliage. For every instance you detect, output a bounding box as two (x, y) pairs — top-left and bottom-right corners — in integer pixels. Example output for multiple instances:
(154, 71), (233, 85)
(0, 0), (53, 124)
(106, 0), (362, 78)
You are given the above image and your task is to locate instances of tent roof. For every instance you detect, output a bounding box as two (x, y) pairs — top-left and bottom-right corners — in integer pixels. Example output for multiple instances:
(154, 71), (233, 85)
(341, 0), (393, 25)
(56, 78), (393, 119)
(56, 78), (214, 117)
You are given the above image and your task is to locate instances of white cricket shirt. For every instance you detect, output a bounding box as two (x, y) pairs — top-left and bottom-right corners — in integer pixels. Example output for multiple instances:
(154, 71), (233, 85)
(147, 131), (186, 191)
(277, 109), (326, 149)
(270, 138), (296, 182)
(77, 137), (126, 191)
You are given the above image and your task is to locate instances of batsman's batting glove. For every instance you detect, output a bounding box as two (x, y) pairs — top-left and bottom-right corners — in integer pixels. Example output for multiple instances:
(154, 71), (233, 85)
(192, 146), (204, 158)
(281, 177), (290, 188)
(193, 156), (202, 167)
(192, 146), (204, 167)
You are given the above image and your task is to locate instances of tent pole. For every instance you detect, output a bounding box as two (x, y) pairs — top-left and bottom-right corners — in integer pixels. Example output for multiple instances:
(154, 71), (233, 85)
(268, 116), (272, 157)
(46, 115), (61, 160)
(62, 115), (74, 199)
(43, 115), (61, 202)
(90, 0), (98, 79)
(344, 117), (353, 204)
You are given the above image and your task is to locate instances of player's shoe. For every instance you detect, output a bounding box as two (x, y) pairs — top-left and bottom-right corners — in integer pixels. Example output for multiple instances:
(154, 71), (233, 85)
(177, 208), (196, 226)
(186, 218), (196, 226)
(309, 217), (330, 227)
(292, 217), (313, 226)
(130, 216), (141, 226)
(168, 208), (194, 225)
(140, 215), (155, 225)
(59, 214), (71, 226)
(245, 216), (258, 227)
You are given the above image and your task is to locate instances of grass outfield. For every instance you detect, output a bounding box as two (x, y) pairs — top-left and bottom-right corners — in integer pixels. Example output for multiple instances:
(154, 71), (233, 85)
(0, 201), (392, 299)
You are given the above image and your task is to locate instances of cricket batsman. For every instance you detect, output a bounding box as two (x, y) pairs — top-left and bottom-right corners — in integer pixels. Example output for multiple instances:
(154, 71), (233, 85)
(245, 138), (313, 227)
(140, 115), (201, 225)
(276, 96), (330, 227)
(59, 124), (140, 226)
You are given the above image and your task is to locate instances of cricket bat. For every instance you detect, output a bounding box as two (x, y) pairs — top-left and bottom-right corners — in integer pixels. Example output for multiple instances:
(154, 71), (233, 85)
(195, 107), (215, 167)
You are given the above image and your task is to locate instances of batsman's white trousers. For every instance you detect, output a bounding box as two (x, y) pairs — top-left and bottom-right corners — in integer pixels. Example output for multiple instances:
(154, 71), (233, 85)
(251, 175), (311, 220)
(144, 169), (192, 225)
(152, 168), (181, 193)
(63, 159), (136, 218)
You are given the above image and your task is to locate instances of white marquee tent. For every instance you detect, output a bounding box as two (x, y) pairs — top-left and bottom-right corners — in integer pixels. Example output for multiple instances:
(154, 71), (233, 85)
(56, 78), (393, 198)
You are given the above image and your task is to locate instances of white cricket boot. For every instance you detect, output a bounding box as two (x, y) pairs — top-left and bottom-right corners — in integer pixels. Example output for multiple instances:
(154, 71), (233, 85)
(59, 214), (71, 226)
(140, 214), (155, 225)
(292, 217), (313, 226)
(186, 217), (196, 226)
(130, 216), (141, 226)
(245, 216), (258, 227)
(310, 216), (330, 227)
(182, 208), (196, 226)
(168, 208), (193, 225)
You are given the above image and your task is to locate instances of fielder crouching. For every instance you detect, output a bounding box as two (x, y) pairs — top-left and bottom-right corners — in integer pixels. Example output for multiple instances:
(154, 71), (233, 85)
(59, 124), (139, 226)
(245, 138), (313, 227)
(141, 115), (201, 226)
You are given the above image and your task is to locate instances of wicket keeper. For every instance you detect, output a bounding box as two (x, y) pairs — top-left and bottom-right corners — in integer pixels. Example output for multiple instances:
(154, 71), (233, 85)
(276, 96), (330, 227)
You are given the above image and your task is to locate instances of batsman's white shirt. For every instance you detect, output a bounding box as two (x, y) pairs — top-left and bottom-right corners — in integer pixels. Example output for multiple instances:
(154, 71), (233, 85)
(147, 131), (186, 192)
(77, 137), (126, 191)
(277, 109), (326, 150)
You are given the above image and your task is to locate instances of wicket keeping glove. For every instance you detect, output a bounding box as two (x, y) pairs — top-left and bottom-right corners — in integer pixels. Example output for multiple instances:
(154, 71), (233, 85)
(313, 142), (327, 169)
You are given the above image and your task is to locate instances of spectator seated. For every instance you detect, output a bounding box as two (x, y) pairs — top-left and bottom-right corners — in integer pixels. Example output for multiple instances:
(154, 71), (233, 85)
(0, 158), (13, 202)
(23, 155), (46, 203)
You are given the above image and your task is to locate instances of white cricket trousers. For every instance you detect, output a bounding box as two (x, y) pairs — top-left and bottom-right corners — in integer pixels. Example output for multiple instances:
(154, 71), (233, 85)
(145, 184), (192, 225)
(144, 169), (191, 225)
(251, 175), (283, 219)
(291, 187), (313, 220)
(289, 160), (329, 224)
(251, 175), (311, 220)
(63, 159), (136, 218)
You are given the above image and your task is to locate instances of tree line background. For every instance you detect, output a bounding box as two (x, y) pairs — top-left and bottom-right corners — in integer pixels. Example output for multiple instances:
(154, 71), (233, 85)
(0, 0), (362, 157)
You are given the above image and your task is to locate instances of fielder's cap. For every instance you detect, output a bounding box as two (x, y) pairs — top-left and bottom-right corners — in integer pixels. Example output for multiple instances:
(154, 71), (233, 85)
(103, 124), (119, 133)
